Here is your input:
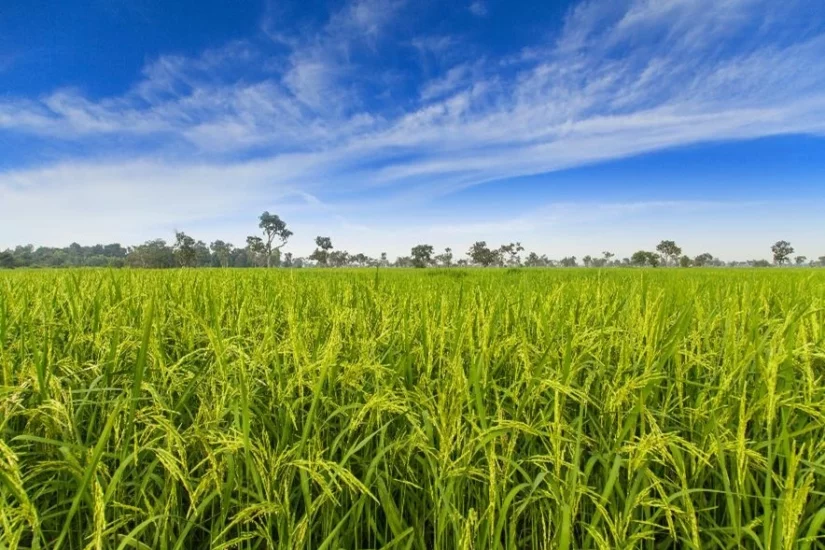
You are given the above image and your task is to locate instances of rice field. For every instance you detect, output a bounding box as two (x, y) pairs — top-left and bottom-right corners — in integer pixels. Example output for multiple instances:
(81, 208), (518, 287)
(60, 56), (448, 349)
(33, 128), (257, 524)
(1, 268), (824, 549)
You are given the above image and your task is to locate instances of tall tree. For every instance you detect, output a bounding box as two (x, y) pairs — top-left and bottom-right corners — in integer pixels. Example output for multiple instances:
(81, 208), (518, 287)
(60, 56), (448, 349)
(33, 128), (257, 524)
(434, 247), (454, 267)
(411, 244), (434, 268)
(210, 240), (234, 268)
(498, 242), (524, 266)
(632, 250), (660, 267)
(258, 212), (292, 268)
(467, 241), (498, 267)
(656, 240), (682, 266)
(246, 236), (265, 267)
(173, 231), (197, 267)
(794, 255), (807, 266)
(771, 240), (794, 265)
(309, 236), (334, 266)
(693, 252), (713, 267)
(127, 239), (175, 268)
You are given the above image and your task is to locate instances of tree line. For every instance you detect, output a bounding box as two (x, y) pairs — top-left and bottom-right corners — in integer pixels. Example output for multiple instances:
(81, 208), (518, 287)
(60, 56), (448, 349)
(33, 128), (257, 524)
(1, 212), (822, 269)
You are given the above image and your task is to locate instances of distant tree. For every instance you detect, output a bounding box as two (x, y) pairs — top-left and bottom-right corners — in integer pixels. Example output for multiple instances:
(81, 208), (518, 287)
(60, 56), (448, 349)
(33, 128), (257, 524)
(498, 242), (524, 266)
(329, 250), (350, 267)
(819, 256), (825, 267)
(631, 251), (648, 266)
(559, 256), (578, 267)
(210, 240), (234, 268)
(679, 255), (692, 268)
(525, 252), (548, 267)
(794, 255), (807, 266)
(173, 231), (197, 267)
(411, 244), (434, 268)
(0, 251), (15, 268)
(632, 250), (660, 267)
(246, 236), (265, 267)
(310, 236), (334, 266)
(194, 240), (211, 267)
(127, 239), (175, 268)
(693, 252), (713, 267)
(752, 259), (771, 268)
(656, 240), (682, 266)
(583, 255), (593, 268)
(351, 253), (369, 267)
(394, 256), (413, 267)
(468, 241), (498, 267)
(282, 252), (294, 267)
(379, 252), (388, 267)
(771, 240), (794, 265)
(258, 212), (292, 268)
(602, 251), (615, 264)
(434, 247), (454, 267)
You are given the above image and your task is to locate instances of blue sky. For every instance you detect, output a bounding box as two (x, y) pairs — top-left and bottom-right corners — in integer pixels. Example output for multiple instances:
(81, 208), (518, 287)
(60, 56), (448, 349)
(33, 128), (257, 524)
(1, 0), (824, 260)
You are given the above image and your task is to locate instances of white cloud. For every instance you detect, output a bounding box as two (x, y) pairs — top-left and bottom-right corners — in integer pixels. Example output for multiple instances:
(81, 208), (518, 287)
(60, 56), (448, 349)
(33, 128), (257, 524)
(469, 1), (488, 17)
(1, 0), (825, 255)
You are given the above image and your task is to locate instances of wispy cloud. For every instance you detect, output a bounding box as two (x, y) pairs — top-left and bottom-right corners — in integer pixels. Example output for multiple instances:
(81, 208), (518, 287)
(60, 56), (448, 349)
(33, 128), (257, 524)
(1, 0), (825, 252)
(469, 1), (488, 17)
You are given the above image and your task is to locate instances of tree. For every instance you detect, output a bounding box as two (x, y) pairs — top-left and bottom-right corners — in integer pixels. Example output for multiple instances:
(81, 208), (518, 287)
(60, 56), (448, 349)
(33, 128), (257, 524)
(194, 240), (211, 267)
(468, 241), (498, 267)
(559, 256), (578, 267)
(498, 242), (524, 266)
(434, 247), (454, 267)
(583, 255), (593, 268)
(329, 250), (350, 267)
(258, 212), (292, 268)
(173, 231), (197, 267)
(771, 240), (794, 265)
(411, 244), (434, 268)
(246, 236), (265, 267)
(210, 240), (234, 268)
(602, 251), (615, 264)
(525, 252), (550, 267)
(692, 253), (713, 267)
(631, 250), (660, 267)
(679, 255), (692, 268)
(795, 255), (807, 266)
(379, 252), (388, 267)
(0, 251), (15, 268)
(127, 239), (175, 268)
(819, 256), (825, 267)
(656, 240), (682, 266)
(309, 236), (334, 266)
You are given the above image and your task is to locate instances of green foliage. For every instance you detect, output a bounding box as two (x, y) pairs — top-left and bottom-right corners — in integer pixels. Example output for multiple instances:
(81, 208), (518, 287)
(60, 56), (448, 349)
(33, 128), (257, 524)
(410, 244), (434, 268)
(1, 269), (825, 548)
(656, 240), (682, 265)
(258, 212), (293, 268)
(467, 241), (499, 266)
(632, 250), (661, 267)
(772, 240), (795, 265)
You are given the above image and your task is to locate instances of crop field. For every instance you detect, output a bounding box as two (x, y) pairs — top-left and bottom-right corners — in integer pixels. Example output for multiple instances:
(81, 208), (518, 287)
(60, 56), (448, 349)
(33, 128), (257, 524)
(1, 268), (824, 549)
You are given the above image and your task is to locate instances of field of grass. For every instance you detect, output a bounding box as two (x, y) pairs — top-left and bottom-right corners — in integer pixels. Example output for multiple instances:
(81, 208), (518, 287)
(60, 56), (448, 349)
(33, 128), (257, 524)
(1, 268), (824, 549)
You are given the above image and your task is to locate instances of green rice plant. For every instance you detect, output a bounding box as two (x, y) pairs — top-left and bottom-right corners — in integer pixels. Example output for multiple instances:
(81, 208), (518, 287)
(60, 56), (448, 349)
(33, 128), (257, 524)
(0, 268), (824, 549)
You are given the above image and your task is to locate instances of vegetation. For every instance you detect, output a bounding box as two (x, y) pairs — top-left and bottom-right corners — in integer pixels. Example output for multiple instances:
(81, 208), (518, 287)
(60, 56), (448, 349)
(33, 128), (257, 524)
(1, 268), (825, 549)
(1, 214), (822, 269)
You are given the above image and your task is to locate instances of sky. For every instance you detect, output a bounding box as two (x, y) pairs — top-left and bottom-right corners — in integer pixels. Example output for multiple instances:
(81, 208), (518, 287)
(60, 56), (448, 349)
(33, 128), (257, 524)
(1, 0), (824, 261)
